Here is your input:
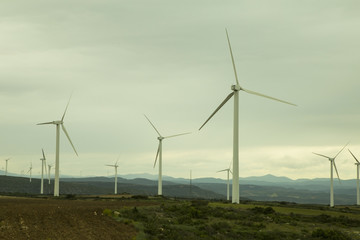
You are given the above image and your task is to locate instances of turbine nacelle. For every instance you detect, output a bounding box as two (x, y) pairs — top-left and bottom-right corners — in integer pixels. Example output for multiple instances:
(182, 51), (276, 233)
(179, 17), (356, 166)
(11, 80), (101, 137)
(231, 85), (241, 91)
(158, 136), (164, 141)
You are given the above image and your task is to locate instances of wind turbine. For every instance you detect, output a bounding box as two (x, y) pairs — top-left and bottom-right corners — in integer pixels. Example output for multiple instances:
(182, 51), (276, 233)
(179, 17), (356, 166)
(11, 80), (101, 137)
(37, 96), (78, 197)
(217, 167), (232, 201)
(27, 163), (33, 182)
(4, 158), (10, 176)
(144, 114), (191, 196)
(106, 159), (119, 195)
(312, 142), (348, 207)
(348, 149), (360, 205)
(40, 149), (48, 194)
(199, 29), (296, 204)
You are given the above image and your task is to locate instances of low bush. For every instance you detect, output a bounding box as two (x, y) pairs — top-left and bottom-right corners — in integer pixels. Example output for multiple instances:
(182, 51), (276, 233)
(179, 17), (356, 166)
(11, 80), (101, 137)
(311, 228), (351, 240)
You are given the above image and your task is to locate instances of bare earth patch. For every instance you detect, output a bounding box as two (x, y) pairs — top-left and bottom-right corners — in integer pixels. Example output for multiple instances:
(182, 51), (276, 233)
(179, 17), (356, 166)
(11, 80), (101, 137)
(0, 195), (140, 240)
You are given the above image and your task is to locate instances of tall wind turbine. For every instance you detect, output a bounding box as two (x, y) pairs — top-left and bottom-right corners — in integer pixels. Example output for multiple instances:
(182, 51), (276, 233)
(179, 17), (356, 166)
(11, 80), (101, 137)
(348, 149), (360, 205)
(27, 163), (33, 182)
(106, 159), (119, 194)
(37, 96), (78, 197)
(40, 149), (48, 194)
(4, 158), (10, 176)
(217, 167), (232, 201)
(199, 29), (296, 204)
(144, 114), (191, 196)
(312, 142), (348, 207)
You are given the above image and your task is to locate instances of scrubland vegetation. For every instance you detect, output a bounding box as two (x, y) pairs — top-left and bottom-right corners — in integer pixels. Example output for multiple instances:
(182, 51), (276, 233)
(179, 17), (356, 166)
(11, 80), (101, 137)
(104, 198), (360, 240)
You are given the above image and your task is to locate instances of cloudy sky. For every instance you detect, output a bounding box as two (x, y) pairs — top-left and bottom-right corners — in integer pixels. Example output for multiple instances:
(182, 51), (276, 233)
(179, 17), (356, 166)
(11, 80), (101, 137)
(1, 0), (360, 180)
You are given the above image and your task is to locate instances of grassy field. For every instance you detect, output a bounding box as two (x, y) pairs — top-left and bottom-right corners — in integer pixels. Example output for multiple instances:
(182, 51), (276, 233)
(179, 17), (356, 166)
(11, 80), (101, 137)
(103, 198), (360, 240)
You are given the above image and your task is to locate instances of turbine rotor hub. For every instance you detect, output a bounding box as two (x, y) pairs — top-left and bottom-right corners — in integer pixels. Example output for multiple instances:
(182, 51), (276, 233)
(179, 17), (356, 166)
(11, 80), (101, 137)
(158, 137), (164, 140)
(53, 120), (62, 125)
(231, 85), (241, 91)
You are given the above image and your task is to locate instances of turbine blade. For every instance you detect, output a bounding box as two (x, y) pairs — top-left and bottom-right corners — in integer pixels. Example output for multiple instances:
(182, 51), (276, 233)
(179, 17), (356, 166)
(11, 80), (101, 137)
(61, 94), (72, 122)
(106, 164), (116, 167)
(37, 121), (54, 125)
(42, 149), (48, 176)
(334, 141), (350, 159)
(144, 114), (162, 137)
(61, 124), (78, 156)
(164, 132), (192, 139)
(333, 161), (341, 182)
(348, 149), (360, 163)
(42, 149), (46, 160)
(225, 28), (239, 86)
(199, 92), (235, 131)
(312, 152), (331, 159)
(115, 154), (121, 166)
(153, 142), (160, 168)
(242, 88), (297, 106)
(217, 169), (228, 173)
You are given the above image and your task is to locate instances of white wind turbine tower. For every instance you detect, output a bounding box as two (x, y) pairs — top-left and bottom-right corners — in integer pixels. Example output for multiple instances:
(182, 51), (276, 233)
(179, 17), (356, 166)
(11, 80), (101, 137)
(40, 149), (48, 194)
(348, 149), (360, 205)
(106, 159), (119, 195)
(199, 29), (296, 204)
(37, 97), (78, 197)
(312, 142), (348, 207)
(4, 158), (10, 176)
(144, 114), (191, 196)
(27, 163), (33, 182)
(217, 167), (232, 201)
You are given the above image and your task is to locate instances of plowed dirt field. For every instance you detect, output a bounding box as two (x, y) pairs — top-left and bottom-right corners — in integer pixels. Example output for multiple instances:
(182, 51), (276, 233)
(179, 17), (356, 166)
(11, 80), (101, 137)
(0, 195), (144, 240)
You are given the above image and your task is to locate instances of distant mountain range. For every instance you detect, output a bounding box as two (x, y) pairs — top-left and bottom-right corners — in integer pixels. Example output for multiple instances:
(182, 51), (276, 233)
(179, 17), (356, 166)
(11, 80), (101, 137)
(0, 173), (358, 205)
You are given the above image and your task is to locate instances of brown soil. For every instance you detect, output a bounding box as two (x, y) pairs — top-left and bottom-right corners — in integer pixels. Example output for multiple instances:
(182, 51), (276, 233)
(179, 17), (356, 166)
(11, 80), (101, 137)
(0, 195), (147, 240)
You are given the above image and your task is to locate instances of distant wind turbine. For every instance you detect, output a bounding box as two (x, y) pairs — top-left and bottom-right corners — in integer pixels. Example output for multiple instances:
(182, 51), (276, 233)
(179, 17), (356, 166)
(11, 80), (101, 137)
(312, 142), (348, 207)
(348, 149), (360, 205)
(40, 149), (48, 194)
(199, 29), (296, 204)
(27, 163), (33, 182)
(217, 166), (232, 201)
(5, 158), (10, 176)
(106, 158), (119, 195)
(144, 114), (191, 196)
(37, 96), (78, 197)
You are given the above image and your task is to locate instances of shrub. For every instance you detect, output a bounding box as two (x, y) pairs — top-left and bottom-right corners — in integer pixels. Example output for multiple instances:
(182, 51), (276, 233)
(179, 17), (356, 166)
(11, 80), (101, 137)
(103, 209), (113, 217)
(250, 206), (275, 215)
(65, 194), (76, 199)
(131, 195), (148, 200)
(264, 207), (275, 214)
(311, 228), (351, 240)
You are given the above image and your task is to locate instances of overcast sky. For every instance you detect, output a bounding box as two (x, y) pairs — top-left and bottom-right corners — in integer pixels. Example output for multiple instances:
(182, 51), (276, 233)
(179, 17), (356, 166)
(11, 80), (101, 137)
(1, 0), (360, 180)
